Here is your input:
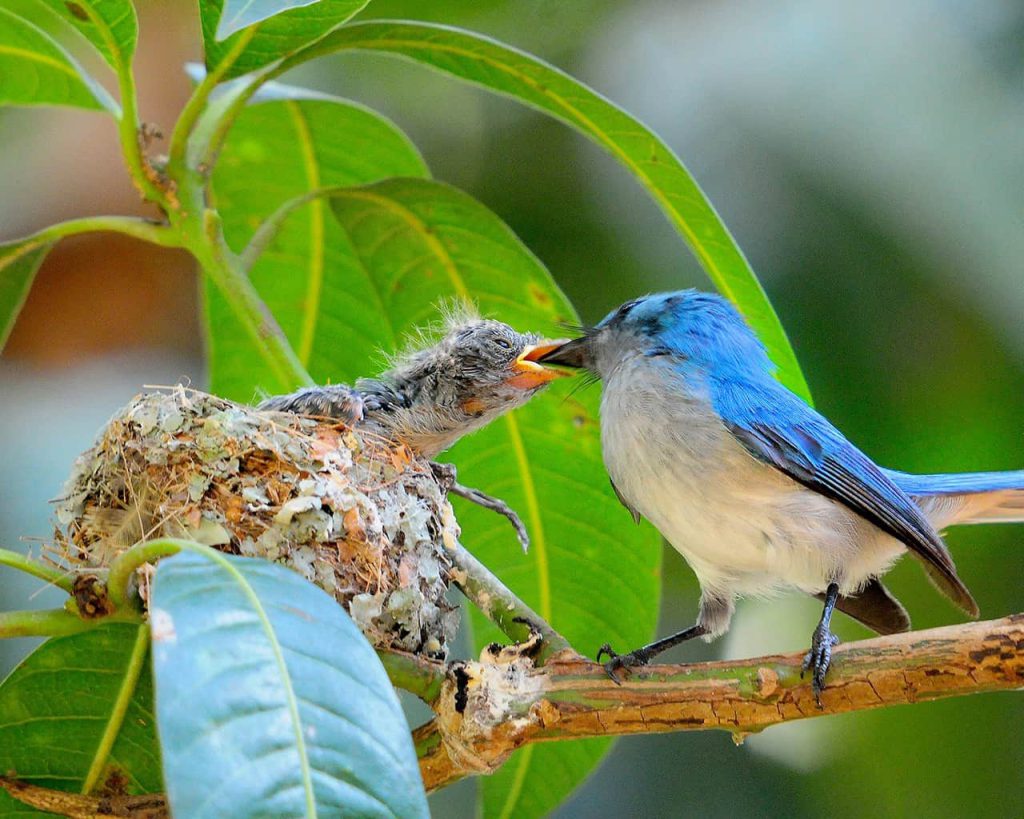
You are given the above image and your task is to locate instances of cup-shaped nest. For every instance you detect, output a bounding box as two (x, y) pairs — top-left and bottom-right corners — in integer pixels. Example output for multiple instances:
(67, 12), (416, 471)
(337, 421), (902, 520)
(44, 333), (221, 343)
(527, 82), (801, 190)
(53, 387), (461, 660)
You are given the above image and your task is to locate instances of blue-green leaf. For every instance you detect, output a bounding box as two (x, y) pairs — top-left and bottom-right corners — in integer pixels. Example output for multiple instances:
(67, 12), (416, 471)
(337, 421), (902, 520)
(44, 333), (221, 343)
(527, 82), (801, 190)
(151, 550), (428, 818)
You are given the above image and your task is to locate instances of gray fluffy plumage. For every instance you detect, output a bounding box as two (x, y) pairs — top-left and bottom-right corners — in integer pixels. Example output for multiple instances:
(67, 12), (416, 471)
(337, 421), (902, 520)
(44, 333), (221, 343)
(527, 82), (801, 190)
(259, 316), (550, 458)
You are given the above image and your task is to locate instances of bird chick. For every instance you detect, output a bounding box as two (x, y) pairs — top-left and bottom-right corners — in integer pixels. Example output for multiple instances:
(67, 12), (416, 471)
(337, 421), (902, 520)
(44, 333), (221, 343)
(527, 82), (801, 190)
(259, 315), (567, 551)
(260, 315), (566, 458)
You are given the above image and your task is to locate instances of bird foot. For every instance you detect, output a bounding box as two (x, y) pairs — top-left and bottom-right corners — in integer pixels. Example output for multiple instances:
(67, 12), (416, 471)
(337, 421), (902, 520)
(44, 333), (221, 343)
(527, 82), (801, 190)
(436, 464), (530, 553)
(597, 643), (651, 685)
(801, 625), (840, 706)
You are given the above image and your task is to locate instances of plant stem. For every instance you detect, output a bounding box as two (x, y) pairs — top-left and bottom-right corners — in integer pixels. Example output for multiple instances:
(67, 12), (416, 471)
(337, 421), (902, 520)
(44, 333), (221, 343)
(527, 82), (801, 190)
(115, 60), (166, 207)
(240, 188), (343, 272)
(0, 608), (139, 639)
(377, 651), (447, 705)
(450, 543), (572, 662)
(167, 29), (257, 176)
(187, 211), (313, 389)
(106, 539), (189, 610)
(0, 548), (74, 593)
(3, 216), (182, 251)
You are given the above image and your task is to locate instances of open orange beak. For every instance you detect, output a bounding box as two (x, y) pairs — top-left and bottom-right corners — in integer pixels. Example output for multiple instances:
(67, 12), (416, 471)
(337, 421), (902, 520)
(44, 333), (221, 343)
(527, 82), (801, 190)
(505, 340), (572, 390)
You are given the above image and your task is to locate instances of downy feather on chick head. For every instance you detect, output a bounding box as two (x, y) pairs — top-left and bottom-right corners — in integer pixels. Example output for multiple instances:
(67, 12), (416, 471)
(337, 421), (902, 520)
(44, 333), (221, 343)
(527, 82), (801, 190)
(360, 304), (567, 457)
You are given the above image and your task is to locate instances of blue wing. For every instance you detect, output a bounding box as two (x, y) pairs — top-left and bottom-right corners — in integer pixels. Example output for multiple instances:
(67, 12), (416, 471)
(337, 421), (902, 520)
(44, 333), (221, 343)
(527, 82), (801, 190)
(711, 375), (978, 616)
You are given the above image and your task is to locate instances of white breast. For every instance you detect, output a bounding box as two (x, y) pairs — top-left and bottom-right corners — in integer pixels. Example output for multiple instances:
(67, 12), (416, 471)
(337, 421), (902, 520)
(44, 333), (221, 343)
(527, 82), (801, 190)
(600, 358), (905, 600)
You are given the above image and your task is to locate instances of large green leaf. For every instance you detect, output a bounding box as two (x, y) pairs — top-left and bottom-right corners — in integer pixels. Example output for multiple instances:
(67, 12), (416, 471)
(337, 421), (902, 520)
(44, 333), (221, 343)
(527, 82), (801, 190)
(0, 241), (51, 350)
(200, 0), (369, 80)
(0, 624), (161, 815)
(151, 550), (427, 818)
(325, 178), (661, 818)
(278, 20), (811, 403)
(32, 0), (137, 73)
(0, 6), (116, 111)
(207, 91), (428, 399)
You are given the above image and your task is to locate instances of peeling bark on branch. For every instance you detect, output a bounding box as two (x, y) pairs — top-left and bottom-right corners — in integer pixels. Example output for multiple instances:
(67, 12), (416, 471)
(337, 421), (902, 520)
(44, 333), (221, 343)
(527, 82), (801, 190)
(416, 614), (1024, 792)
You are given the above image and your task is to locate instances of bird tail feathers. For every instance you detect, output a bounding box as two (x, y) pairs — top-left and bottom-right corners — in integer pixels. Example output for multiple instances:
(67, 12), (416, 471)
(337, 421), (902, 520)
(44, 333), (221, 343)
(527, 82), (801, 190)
(888, 469), (1024, 525)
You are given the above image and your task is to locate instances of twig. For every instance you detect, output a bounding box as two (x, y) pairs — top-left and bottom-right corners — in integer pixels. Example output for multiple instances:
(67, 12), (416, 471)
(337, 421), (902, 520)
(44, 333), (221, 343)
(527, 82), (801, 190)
(448, 543), (571, 661)
(414, 613), (1024, 792)
(0, 548), (75, 593)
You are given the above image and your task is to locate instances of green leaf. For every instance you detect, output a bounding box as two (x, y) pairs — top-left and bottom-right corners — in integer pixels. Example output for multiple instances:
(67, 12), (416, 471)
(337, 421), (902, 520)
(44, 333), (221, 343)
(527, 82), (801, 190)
(0, 6), (117, 111)
(32, 0), (137, 73)
(216, 0), (326, 40)
(150, 550), (427, 819)
(324, 178), (661, 818)
(206, 92), (428, 399)
(0, 624), (161, 813)
(0, 241), (51, 350)
(281, 20), (812, 403)
(200, 0), (369, 80)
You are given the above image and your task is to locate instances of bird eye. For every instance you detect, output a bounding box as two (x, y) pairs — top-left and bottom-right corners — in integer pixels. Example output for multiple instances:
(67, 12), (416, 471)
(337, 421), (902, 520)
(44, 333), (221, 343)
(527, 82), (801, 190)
(492, 337), (513, 350)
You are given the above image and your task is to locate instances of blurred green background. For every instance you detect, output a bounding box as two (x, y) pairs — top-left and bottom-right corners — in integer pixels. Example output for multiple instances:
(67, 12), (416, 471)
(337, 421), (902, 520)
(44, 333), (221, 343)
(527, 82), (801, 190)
(1, 1), (1022, 816)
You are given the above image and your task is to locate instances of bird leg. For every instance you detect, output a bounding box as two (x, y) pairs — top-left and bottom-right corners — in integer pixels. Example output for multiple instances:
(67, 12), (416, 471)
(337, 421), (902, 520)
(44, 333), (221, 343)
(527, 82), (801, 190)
(597, 624), (707, 684)
(803, 581), (841, 705)
(429, 462), (530, 553)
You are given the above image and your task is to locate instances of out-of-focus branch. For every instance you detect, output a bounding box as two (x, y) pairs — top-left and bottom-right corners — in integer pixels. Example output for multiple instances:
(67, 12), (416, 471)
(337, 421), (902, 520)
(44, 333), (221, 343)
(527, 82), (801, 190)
(415, 614), (1024, 792)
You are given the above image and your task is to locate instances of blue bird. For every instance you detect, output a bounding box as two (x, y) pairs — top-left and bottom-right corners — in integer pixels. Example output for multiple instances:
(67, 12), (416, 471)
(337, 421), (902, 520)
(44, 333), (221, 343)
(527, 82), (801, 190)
(539, 291), (1024, 697)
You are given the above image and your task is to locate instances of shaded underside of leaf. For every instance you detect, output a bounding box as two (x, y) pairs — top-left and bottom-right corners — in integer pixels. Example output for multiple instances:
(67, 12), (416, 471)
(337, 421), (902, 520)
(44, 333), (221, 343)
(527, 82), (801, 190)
(200, 0), (370, 80)
(0, 624), (161, 815)
(215, 0), (322, 41)
(151, 550), (427, 819)
(207, 92), (428, 400)
(0, 5), (116, 111)
(1, 241), (52, 350)
(34, 0), (137, 72)
(285, 19), (811, 403)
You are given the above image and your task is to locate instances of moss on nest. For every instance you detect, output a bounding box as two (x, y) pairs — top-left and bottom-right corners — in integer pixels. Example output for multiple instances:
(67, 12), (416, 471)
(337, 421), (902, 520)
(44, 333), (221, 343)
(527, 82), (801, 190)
(53, 387), (461, 659)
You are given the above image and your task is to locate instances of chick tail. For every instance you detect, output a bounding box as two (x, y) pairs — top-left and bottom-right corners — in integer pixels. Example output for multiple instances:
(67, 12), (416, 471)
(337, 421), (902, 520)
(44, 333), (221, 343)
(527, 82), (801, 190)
(888, 469), (1024, 526)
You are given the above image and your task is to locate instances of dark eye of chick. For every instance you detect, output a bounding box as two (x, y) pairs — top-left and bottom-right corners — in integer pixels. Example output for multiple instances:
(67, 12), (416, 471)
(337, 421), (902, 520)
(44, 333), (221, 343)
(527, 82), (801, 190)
(492, 337), (513, 350)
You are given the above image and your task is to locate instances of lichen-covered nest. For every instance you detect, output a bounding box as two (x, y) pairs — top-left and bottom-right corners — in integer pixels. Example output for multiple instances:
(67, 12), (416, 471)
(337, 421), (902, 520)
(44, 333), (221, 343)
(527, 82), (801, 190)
(53, 387), (460, 659)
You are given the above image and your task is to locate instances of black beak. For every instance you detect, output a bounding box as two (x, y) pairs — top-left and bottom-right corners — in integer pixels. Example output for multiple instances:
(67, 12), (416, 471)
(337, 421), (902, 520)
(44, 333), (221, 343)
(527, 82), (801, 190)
(535, 336), (591, 369)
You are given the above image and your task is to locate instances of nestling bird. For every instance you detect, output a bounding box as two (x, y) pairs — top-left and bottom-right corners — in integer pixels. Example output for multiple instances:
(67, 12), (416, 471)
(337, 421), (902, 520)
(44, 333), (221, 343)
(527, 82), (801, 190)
(540, 291), (1024, 697)
(260, 314), (566, 548)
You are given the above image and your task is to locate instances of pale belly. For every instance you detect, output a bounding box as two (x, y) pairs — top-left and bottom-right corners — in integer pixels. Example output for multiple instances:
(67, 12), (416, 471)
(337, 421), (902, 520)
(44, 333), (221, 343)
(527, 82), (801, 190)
(600, 362), (905, 599)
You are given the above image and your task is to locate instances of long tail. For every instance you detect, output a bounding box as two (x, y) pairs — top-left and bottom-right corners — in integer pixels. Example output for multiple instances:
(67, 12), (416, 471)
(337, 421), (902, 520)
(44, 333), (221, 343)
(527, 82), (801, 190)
(886, 469), (1024, 526)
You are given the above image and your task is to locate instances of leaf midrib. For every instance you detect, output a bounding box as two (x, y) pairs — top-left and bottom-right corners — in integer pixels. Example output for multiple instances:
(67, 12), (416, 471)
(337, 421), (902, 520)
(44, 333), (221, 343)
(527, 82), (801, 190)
(191, 552), (317, 818)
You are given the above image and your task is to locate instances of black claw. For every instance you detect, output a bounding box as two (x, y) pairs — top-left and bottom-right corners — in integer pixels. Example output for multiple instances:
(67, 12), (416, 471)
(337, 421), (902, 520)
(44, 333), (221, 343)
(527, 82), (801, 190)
(596, 642), (616, 664)
(802, 626), (840, 706)
(597, 643), (650, 685)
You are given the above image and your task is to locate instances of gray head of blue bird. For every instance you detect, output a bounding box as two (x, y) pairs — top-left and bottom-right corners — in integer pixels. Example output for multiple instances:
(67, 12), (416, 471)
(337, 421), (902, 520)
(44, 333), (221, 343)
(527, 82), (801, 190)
(538, 290), (774, 379)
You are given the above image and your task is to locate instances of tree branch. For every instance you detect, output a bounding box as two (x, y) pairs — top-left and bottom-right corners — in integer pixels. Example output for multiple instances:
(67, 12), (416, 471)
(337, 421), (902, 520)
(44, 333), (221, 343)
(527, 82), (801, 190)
(415, 613), (1024, 792)
(448, 543), (571, 661)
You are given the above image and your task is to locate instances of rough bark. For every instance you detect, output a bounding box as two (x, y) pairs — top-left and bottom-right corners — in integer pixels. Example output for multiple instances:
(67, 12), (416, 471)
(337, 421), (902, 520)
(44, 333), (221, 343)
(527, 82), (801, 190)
(415, 613), (1024, 791)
